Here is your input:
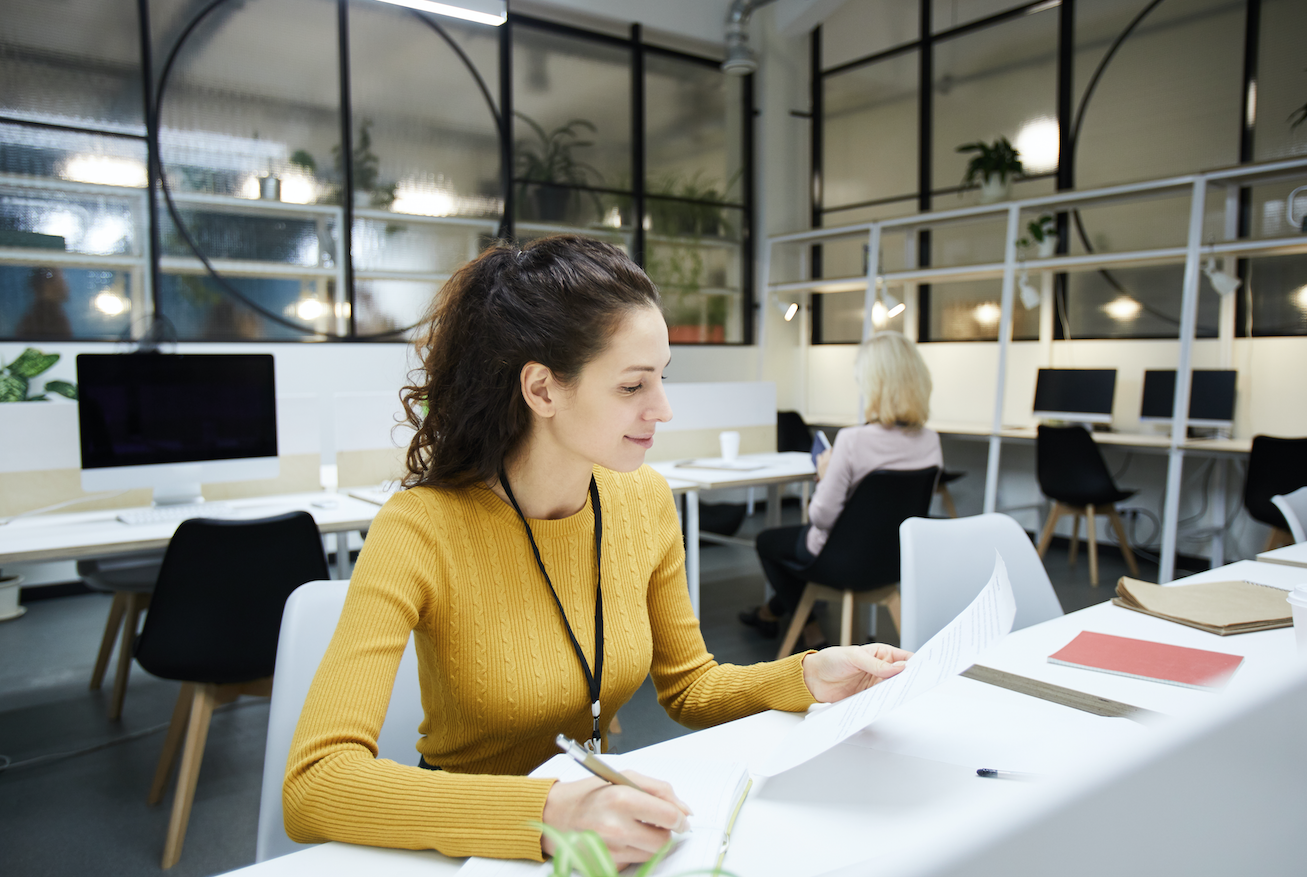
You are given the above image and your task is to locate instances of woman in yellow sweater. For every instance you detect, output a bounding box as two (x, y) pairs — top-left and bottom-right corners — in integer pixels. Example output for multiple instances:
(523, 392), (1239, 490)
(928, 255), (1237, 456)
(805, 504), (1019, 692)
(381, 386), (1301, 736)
(284, 235), (910, 865)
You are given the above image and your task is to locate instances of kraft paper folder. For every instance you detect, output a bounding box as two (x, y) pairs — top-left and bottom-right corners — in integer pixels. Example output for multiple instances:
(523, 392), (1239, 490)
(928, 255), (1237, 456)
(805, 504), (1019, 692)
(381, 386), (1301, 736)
(1112, 576), (1292, 635)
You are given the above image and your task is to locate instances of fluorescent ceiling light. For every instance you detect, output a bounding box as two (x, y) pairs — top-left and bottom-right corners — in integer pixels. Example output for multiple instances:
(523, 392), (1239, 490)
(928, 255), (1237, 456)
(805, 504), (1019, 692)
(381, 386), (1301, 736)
(887, 302), (905, 319)
(784, 301), (799, 322)
(371, 0), (506, 26)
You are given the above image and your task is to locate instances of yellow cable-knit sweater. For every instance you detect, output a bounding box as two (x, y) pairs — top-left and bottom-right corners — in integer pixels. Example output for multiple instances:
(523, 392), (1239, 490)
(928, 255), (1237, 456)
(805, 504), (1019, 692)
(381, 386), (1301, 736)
(284, 464), (816, 861)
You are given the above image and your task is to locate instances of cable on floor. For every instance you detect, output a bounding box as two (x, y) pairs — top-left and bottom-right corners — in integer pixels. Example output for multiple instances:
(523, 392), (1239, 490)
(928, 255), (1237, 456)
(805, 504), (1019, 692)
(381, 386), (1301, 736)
(0, 698), (264, 775)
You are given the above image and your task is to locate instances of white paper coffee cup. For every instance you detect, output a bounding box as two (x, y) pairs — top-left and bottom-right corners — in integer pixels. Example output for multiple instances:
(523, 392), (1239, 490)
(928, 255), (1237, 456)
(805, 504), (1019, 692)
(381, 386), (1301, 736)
(719, 430), (741, 462)
(1287, 587), (1307, 656)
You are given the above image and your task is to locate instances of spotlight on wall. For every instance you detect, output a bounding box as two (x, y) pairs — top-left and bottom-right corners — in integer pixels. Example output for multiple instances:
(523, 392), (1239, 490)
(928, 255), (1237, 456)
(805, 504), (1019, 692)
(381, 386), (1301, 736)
(1201, 257), (1242, 297)
(1017, 268), (1041, 310)
(774, 298), (799, 321)
(887, 302), (906, 319)
(371, 0), (506, 26)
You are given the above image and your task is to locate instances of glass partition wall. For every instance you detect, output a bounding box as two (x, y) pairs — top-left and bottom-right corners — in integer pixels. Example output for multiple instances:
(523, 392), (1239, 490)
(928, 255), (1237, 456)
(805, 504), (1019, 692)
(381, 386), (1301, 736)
(0, 2), (753, 344)
(810, 0), (1307, 342)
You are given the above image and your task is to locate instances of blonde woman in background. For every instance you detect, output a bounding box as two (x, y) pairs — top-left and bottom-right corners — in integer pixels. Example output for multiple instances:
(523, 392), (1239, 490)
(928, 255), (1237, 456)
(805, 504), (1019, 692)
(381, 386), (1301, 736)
(740, 330), (943, 651)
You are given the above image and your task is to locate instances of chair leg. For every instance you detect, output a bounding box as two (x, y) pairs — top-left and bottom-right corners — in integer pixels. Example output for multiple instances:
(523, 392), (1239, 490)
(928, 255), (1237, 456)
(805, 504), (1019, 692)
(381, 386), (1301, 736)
(1107, 509), (1141, 579)
(1067, 514), (1081, 566)
(150, 683), (196, 806)
(161, 683), (217, 870)
(882, 587), (901, 638)
(1085, 504), (1098, 586)
(777, 585), (820, 660)
(109, 592), (149, 720)
(938, 485), (958, 518)
(839, 590), (855, 647)
(1037, 503), (1062, 558)
(1265, 528), (1293, 552)
(90, 592), (128, 691)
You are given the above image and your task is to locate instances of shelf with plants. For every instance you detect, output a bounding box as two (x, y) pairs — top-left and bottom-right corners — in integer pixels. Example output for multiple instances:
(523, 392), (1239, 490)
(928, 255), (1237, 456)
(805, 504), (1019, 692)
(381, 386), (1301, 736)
(765, 154), (1307, 585)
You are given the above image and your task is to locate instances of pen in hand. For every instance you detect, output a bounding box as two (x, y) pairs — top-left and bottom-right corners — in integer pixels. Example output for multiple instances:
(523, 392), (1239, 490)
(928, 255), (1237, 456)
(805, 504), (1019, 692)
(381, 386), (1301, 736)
(554, 735), (693, 832)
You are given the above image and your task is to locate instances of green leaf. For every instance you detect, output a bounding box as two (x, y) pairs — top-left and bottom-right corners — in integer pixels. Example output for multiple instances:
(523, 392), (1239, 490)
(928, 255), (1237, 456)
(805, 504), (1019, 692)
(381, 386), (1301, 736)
(575, 830), (619, 877)
(632, 839), (676, 877)
(45, 379), (78, 400)
(0, 374), (28, 402)
(8, 347), (60, 379)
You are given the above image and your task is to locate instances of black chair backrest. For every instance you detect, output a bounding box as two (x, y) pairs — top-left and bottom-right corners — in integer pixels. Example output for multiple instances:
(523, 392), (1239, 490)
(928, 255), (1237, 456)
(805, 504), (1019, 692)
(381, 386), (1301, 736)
(134, 511), (329, 684)
(777, 411), (813, 453)
(798, 466), (939, 591)
(1243, 435), (1307, 530)
(1036, 424), (1120, 506)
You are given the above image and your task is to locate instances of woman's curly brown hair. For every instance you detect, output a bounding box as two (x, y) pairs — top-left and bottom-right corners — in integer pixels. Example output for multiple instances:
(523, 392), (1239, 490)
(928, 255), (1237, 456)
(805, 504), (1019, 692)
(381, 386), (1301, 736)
(400, 235), (661, 489)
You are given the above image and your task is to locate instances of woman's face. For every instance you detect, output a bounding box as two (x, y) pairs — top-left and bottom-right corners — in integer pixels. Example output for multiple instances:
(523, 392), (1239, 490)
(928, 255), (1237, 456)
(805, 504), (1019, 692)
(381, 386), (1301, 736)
(548, 305), (673, 473)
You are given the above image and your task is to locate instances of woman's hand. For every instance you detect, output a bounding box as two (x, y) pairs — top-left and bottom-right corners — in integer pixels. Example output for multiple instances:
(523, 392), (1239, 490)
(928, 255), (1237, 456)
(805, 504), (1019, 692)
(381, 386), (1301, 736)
(815, 448), (832, 481)
(801, 642), (912, 703)
(541, 771), (692, 865)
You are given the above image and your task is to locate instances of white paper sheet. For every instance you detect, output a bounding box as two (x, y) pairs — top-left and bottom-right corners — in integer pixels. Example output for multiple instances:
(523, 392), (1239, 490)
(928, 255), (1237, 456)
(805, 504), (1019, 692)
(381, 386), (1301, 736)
(755, 552), (1017, 777)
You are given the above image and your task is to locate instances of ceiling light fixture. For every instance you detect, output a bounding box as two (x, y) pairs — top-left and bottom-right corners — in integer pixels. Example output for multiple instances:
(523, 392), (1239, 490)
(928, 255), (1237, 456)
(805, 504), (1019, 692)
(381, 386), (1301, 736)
(1103, 296), (1141, 321)
(371, 0), (506, 27)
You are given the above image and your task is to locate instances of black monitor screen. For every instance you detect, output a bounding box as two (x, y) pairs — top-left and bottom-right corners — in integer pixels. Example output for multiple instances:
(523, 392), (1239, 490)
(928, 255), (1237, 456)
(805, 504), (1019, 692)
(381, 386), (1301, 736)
(1140, 370), (1237, 423)
(1032, 369), (1117, 417)
(77, 353), (277, 470)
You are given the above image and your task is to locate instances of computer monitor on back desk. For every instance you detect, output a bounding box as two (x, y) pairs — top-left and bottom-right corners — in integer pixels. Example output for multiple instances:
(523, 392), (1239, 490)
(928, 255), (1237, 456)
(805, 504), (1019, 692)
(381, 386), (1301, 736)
(1139, 369), (1237, 429)
(1032, 369), (1117, 425)
(76, 353), (279, 506)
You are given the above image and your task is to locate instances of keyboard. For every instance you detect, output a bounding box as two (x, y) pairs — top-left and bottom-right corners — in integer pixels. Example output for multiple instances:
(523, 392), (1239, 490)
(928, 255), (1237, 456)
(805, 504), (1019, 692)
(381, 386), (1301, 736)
(116, 502), (234, 526)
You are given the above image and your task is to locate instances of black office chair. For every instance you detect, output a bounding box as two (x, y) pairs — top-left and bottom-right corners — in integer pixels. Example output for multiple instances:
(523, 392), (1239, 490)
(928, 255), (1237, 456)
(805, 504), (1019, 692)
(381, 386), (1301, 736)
(777, 410), (814, 453)
(79, 551), (164, 720)
(1243, 435), (1307, 551)
(776, 467), (939, 658)
(1035, 425), (1140, 585)
(134, 511), (328, 869)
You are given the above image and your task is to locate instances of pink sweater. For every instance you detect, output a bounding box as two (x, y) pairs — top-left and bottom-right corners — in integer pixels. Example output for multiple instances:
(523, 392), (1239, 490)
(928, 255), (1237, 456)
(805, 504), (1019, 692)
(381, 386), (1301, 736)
(806, 424), (943, 556)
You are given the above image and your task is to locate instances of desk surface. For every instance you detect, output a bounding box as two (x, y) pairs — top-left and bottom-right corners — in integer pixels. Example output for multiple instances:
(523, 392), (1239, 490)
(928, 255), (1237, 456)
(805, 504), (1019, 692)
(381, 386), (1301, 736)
(0, 492), (381, 566)
(1257, 541), (1307, 569)
(219, 565), (1298, 877)
(648, 451), (815, 490)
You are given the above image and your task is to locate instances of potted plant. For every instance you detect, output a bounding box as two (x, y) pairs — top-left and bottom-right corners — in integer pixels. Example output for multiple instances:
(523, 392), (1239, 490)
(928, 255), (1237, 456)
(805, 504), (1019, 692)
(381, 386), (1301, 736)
(0, 571), (24, 621)
(1018, 213), (1058, 258)
(957, 136), (1023, 203)
(0, 347), (77, 402)
(514, 112), (604, 222)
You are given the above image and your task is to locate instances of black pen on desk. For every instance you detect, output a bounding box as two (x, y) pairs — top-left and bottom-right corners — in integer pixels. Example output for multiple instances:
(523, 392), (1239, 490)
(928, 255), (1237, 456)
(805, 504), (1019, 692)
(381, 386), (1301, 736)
(976, 768), (1038, 781)
(554, 735), (693, 831)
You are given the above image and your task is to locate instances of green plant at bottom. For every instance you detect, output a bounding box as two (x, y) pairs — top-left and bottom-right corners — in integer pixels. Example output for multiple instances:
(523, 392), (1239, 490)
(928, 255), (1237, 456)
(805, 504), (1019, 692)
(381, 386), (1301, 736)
(0, 348), (77, 402)
(534, 822), (735, 877)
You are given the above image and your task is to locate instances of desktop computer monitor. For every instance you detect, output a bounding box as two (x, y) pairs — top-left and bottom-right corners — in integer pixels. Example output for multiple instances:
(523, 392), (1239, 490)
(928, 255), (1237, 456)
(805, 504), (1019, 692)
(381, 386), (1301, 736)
(77, 353), (278, 505)
(1139, 369), (1237, 428)
(1031, 369), (1117, 424)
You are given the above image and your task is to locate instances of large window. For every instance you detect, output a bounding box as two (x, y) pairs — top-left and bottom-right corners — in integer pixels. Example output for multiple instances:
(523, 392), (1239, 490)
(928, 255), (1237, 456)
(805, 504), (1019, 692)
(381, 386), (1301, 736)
(812, 0), (1307, 342)
(0, 2), (753, 344)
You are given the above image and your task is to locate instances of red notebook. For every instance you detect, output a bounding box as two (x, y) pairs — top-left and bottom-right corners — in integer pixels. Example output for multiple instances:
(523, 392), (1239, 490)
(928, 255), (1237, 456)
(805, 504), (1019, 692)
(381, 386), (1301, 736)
(1048, 631), (1243, 691)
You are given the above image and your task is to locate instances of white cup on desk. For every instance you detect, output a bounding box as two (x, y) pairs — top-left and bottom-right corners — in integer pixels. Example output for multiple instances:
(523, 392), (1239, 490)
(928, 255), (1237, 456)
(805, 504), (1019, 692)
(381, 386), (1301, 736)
(1288, 587), (1307, 655)
(719, 430), (741, 462)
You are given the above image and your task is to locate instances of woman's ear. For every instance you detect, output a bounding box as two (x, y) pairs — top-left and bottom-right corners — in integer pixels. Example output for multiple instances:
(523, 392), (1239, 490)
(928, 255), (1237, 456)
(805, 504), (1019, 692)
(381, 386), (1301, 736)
(519, 361), (557, 419)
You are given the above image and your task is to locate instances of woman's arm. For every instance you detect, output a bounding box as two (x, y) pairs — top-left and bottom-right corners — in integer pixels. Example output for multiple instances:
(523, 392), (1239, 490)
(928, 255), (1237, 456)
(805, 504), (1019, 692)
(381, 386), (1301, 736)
(283, 493), (555, 861)
(806, 428), (856, 533)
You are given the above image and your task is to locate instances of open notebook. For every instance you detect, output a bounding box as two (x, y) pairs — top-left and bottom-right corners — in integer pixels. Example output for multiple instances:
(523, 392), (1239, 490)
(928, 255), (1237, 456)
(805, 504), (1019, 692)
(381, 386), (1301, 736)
(457, 753), (750, 877)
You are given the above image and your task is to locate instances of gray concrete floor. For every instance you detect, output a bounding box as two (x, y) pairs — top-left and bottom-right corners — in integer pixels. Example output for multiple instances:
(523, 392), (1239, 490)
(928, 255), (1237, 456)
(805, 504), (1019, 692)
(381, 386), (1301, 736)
(0, 507), (1157, 876)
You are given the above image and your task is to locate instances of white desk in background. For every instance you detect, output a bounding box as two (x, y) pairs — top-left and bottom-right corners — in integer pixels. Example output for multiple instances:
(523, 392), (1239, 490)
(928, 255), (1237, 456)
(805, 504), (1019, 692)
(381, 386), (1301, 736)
(220, 557), (1302, 877)
(1257, 541), (1307, 569)
(649, 453), (816, 610)
(0, 492), (381, 580)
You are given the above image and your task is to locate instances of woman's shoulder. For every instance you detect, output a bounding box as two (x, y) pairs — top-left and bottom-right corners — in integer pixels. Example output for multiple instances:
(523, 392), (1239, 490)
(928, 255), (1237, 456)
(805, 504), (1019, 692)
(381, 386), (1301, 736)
(595, 464), (673, 501)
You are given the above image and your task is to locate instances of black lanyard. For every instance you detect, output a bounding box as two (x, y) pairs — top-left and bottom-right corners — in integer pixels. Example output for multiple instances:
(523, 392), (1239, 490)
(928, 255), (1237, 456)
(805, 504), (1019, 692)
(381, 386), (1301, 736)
(499, 471), (605, 751)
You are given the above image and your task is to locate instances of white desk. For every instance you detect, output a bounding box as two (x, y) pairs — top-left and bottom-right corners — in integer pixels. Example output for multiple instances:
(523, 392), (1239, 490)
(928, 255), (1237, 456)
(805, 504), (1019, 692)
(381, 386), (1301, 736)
(650, 453), (816, 610)
(0, 492), (381, 580)
(1257, 541), (1307, 569)
(219, 558), (1300, 877)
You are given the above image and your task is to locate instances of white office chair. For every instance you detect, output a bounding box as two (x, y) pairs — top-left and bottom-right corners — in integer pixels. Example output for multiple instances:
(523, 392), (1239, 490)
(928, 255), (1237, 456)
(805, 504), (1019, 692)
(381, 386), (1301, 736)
(899, 513), (1064, 652)
(1271, 487), (1307, 544)
(255, 580), (424, 863)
